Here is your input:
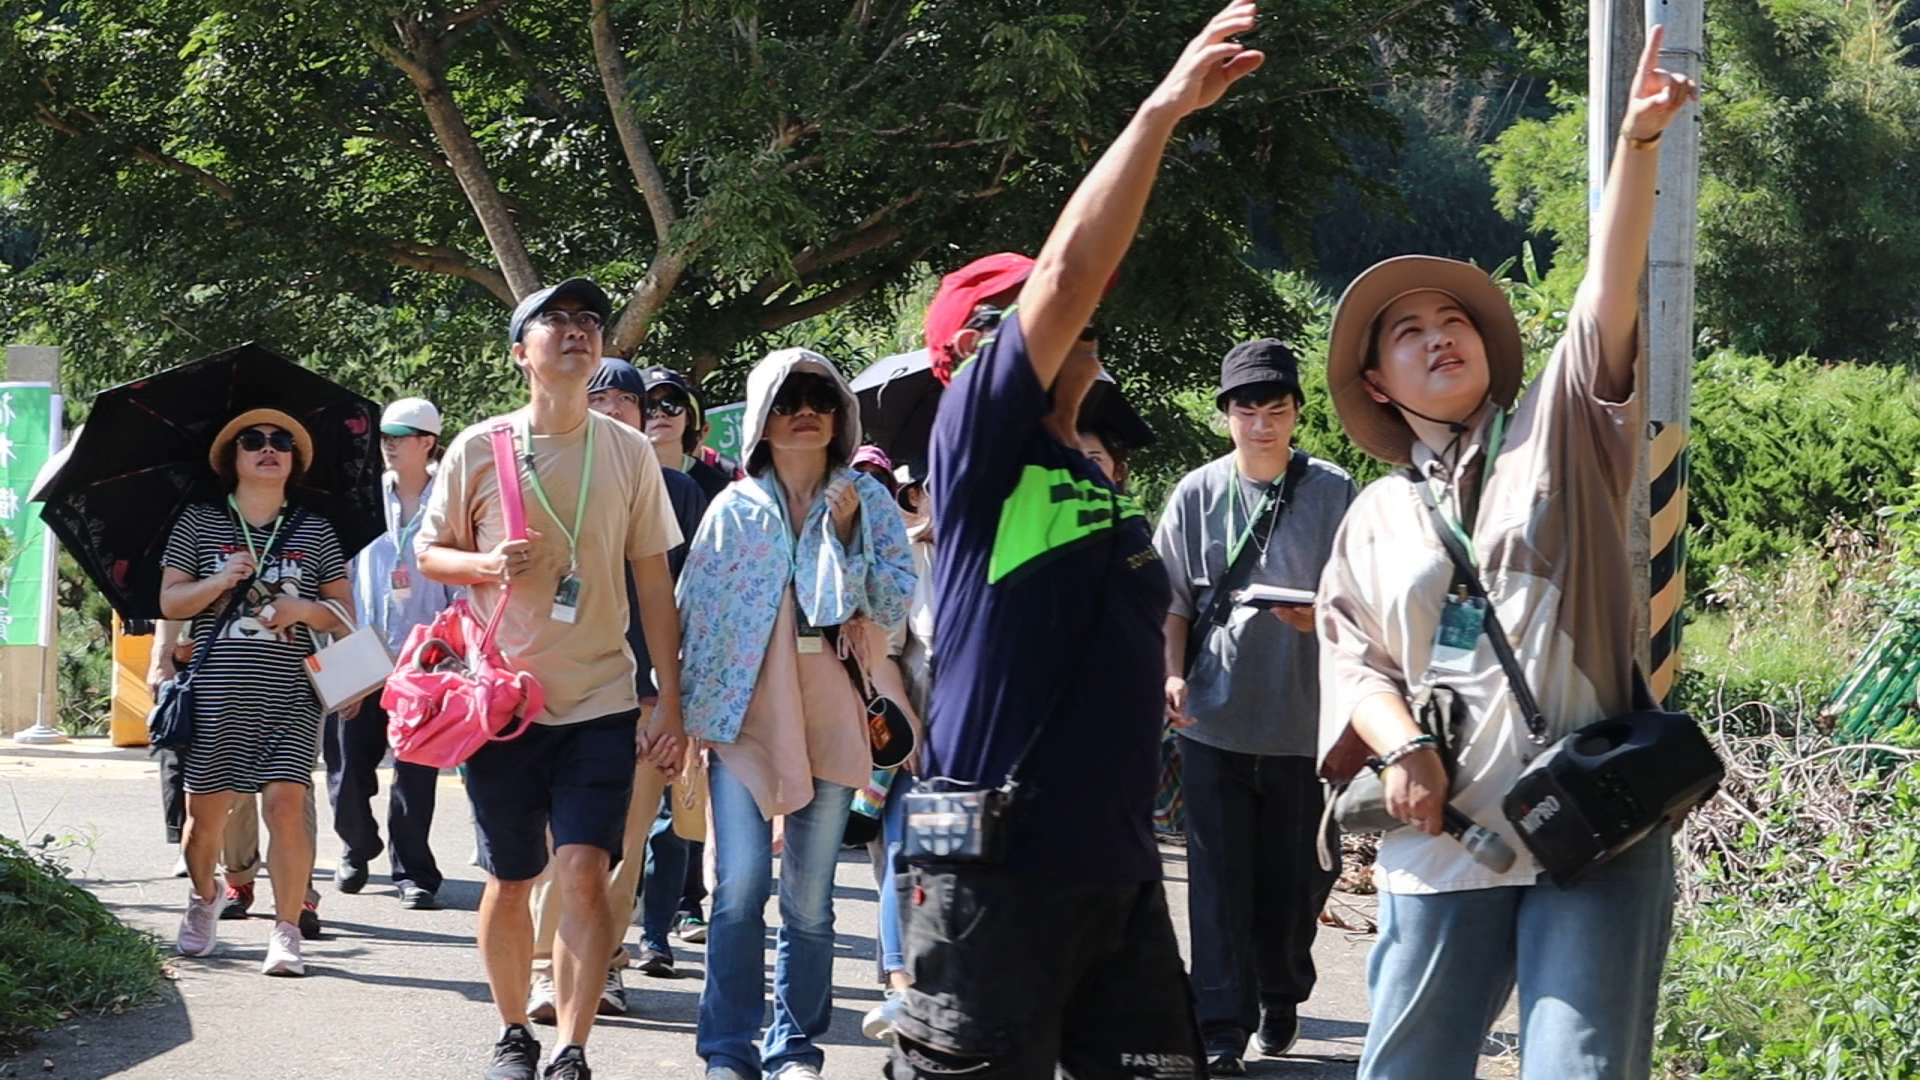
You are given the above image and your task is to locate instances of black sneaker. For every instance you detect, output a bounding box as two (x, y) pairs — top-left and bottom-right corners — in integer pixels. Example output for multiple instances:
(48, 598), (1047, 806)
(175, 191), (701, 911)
(337, 857), (369, 894)
(1256, 1009), (1300, 1057)
(1206, 1051), (1246, 1077)
(399, 884), (440, 910)
(636, 948), (675, 978)
(485, 1024), (541, 1080)
(543, 1045), (591, 1079)
(297, 902), (322, 940)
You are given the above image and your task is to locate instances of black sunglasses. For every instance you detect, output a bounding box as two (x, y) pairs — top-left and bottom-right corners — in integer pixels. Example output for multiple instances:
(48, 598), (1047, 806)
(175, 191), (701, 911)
(236, 429), (297, 453)
(643, 397), (688, 418)
(770, 382), (842, 416)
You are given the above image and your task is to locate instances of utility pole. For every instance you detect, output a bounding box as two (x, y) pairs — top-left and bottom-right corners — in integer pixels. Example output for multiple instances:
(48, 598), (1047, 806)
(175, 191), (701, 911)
(1642, 0), (1705, 704)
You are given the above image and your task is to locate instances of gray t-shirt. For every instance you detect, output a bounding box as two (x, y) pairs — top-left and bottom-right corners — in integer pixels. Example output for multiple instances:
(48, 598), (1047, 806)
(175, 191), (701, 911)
(1153, 453), (1355, 757)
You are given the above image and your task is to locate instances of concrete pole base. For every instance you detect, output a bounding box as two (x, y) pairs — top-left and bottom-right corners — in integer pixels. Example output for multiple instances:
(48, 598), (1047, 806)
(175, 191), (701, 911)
(12, 724), (69, 745)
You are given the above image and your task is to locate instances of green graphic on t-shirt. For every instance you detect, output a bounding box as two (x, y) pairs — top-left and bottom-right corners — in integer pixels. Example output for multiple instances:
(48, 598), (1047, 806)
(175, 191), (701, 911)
(988, 465), (1144, 584)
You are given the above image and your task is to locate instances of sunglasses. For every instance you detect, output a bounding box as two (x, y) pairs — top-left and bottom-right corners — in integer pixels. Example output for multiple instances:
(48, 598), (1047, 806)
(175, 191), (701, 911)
(531, 309), (605, 332)
(643, 397), (688, 418)
(770, 382), (842, 416)
(236, 429), (297, 453)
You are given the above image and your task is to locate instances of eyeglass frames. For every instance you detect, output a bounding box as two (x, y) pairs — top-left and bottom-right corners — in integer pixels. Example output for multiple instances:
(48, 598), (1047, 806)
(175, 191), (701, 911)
(531, 309), (605, 332)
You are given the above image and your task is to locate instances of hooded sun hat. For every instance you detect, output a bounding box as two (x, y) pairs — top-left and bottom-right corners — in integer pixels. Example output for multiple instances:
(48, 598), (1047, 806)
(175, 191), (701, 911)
(740, 348), (863, 467)
(1327, 255), (1524, 466)
(380, 397), (442, 437)
(923, 253), (1035, 385)
(209, 408), (314, 474)
(507, 276), (614, 344)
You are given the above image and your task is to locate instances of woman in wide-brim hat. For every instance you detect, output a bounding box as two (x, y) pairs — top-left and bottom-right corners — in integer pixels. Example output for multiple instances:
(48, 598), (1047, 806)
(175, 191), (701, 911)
(161, 407), (354, 977)
(1313, 30), (1697, 1080)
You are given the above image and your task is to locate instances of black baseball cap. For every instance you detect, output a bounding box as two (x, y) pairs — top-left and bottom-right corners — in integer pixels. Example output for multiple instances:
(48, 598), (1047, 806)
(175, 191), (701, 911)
(1217, 338), (1303, 409)
(588, 357), (646, 396)
(508, 277), (613, 344)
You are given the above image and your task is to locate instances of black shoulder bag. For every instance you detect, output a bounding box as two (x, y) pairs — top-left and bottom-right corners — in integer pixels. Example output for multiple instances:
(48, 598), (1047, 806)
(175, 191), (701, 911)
(1184, 449), (1309, 672)
(148, 509), (305, 752)
(1413, 480), (1723, 885)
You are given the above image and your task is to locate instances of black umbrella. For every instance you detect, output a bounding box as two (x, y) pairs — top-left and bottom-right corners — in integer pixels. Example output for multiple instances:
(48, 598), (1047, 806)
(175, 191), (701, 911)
(1080, 371), (1157, 451)
(850, 348), (938, 463)
(35, 342), (383, 619)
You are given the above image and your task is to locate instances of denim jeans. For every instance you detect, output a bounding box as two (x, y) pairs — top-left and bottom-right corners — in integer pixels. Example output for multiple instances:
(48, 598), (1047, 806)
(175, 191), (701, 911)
(1359, 826), (1676, 1080)
(874, 768), (912, 975)
(697, 756), (855, 1078)
(639, 789), (690, 956)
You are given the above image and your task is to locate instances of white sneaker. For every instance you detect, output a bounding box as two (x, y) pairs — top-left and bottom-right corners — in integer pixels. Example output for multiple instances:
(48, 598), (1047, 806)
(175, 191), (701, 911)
(170, 853), (189, 878)
(176, 887), (220, 956)
(527, 973), (557, 1024)
(261, 920), (305, 976)
(598, 968), (628, 1015)
(862, 990), (906, 1040)
(770, 1065), (822, 1080)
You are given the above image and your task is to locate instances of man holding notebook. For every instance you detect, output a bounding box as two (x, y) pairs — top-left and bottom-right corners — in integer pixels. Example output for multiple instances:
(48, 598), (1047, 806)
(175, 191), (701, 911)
(1152, 339), (1355, 1075)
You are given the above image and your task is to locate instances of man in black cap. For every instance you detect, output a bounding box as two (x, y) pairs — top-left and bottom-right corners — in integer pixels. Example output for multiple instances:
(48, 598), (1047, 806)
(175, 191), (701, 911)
(1150, 339), (1356, 1075)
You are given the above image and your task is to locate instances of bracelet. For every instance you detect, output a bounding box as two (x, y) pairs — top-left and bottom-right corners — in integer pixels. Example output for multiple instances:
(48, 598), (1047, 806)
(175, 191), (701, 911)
(1625, 130), (1664, 151)
(1377, 734), (1439, 769)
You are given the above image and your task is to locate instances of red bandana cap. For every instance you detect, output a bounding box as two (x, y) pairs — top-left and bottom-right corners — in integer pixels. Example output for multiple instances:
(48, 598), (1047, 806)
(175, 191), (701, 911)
(924, 253), (1036, 385)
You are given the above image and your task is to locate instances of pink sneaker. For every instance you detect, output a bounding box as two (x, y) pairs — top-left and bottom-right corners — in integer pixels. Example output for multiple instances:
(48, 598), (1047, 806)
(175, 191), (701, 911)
(262, 920), (305, 977)
(176, 886), (221, 956)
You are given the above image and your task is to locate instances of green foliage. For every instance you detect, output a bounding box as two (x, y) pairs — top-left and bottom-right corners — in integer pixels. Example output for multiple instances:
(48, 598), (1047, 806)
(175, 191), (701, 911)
(53, 550), (112, 737)
(0, 0), (1572, 412)
(0, 834), (165, 1048)
(1688, 351), (1920, 578)
(1483, 86), (1588, 300)
(1698, 0), (1920, 362)
(1657, 770), (1920, 1078)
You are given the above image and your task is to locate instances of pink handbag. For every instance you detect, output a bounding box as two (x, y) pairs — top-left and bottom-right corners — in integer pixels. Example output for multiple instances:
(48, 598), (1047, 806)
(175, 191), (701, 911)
(383, 422), (546, 768)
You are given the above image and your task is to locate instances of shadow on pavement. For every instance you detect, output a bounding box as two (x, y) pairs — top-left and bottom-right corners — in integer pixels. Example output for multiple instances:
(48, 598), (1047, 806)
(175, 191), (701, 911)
(2, 984), (193, 1077)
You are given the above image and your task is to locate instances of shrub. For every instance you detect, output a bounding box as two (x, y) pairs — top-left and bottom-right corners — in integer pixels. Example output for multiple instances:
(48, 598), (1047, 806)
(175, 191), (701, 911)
(0, 834), (165, 1048)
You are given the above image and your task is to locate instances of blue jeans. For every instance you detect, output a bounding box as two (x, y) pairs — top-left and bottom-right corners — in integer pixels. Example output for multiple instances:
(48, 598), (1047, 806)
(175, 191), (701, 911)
(1359, 826), (1676, 1080)
(639, 789), (690, 955)
(697, 756), (855, 1078)
(875, 769), (912, 974)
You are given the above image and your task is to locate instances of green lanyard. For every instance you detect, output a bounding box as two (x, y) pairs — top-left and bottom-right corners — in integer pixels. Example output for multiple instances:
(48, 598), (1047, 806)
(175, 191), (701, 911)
(388, 481), (428, 557)
(1426, 409), (1509, 559)
(515, 414), (596, 572)
(227, 495), (285, 562)
(1225, 468), (1279, 567)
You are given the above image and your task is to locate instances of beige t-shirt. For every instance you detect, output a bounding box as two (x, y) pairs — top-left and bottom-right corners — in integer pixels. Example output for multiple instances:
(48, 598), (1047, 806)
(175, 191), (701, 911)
(1317, 300), (1641, 894)
(419, 408), (681, 726)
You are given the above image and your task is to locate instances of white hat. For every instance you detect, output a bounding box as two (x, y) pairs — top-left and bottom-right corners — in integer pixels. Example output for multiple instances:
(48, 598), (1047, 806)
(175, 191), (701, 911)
(380, 397), (442, 437)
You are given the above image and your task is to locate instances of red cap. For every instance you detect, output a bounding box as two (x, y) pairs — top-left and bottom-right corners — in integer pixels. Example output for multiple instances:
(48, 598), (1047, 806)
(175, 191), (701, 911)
(924, 253), (1035, 384)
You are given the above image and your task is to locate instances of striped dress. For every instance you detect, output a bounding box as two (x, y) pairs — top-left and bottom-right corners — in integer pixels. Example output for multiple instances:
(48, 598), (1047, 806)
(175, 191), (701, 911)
(162, 502), (347, 795)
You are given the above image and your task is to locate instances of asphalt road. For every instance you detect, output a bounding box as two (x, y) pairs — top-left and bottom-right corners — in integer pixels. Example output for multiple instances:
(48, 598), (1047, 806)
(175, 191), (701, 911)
(0, 739), (1517, 1078)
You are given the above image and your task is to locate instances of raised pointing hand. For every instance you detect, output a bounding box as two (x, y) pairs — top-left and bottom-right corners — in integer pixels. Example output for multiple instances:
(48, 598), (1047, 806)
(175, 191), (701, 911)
(1147, 1), (1265, 120)
(1625, 25), (1699, 141)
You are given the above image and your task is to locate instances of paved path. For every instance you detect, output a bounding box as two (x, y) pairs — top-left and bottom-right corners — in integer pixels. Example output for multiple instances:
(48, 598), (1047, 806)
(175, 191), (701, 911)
(0, 739), (1516, 1078)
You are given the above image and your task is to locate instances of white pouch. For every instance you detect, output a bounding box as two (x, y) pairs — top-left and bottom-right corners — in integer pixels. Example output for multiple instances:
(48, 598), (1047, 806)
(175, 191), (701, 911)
(304, 599), (394, 714)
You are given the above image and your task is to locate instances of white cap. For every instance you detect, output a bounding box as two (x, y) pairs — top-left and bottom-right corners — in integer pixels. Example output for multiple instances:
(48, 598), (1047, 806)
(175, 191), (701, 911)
(380, 397), (442, 437)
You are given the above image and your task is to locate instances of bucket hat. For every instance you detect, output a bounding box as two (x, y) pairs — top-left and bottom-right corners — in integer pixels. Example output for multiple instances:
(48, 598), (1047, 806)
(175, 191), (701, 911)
(209, 408), (314, 473)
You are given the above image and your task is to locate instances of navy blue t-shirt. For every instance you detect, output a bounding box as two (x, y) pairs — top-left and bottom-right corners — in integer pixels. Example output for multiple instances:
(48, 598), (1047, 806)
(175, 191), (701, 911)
(626, 465), (709, 697)
(927, 311), (1171, 883)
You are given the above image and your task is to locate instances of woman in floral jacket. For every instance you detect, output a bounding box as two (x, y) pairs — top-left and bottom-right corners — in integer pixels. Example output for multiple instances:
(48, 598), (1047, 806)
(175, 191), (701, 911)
(677, 347), (915, 1080)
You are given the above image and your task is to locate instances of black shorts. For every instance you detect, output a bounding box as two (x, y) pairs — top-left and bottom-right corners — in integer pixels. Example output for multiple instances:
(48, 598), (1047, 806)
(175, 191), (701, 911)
(890, 866), (1202, 1080)
(464, 709), (639, 882)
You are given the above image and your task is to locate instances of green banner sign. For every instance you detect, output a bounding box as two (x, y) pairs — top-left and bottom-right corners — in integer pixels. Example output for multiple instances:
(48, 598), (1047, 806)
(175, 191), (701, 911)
(702, 402), (746, 464)
(0, 383), (56, 646)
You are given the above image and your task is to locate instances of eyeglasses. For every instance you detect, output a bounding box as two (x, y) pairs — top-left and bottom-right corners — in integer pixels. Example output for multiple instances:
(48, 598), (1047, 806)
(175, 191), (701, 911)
(643, 397), (688, 418)
(236, 429), (297, 453)
(770, 383), (842, 416)
(531, 309), (605, 332)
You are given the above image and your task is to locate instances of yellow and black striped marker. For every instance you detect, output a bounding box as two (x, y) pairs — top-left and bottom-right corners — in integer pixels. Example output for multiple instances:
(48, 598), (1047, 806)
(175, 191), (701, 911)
(1648, 421), (1689, 704)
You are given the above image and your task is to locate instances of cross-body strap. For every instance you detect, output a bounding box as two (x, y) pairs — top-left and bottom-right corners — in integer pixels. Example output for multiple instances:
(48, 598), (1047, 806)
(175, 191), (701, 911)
(481, 421), (529, 651)
(183, 507), (308, 685)
(1408, 471), (1550, 744)
(1186, 449), (1310, 671)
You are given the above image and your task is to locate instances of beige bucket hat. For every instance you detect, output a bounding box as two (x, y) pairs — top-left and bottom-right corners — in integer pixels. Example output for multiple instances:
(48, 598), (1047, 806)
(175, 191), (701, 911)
(1327, 256), (1524, 465)
(209, 408), (314, 473)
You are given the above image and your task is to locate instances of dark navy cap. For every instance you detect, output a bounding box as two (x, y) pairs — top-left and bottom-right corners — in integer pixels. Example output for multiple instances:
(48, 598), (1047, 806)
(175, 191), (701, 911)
(508, 277), (613, 344)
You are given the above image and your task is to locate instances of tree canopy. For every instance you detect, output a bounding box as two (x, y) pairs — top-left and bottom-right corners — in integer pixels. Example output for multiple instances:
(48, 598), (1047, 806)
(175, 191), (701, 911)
(0, 0), (1567, 409)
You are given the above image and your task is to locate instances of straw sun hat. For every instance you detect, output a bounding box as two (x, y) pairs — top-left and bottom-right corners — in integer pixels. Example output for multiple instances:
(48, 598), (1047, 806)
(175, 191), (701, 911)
(1327, 256), (1525, 465)
(208, 408), (314, 474)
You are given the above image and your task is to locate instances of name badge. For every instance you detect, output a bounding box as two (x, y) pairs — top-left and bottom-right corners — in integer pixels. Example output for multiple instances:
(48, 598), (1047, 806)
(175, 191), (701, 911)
(551, 574), (583, 625)
(1429, 594), (1486, 676)
(389, 566), (412, 602)
(796, 608), (823, 654)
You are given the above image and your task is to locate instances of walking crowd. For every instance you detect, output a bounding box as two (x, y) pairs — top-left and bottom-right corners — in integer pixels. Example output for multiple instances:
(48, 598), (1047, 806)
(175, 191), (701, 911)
(130, 3), (1704, 1078)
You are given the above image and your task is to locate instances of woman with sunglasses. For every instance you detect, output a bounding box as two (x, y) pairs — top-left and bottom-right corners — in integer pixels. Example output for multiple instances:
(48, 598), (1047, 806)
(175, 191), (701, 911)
(677, 349), (915, 1080)
(160, 409), (354, 977)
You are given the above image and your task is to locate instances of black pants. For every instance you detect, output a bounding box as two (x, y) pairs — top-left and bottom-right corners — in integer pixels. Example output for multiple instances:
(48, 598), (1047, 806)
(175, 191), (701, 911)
(323, 698), (443, 892)
(891, 865), (1202, 1079)
(1180, 739), (1337, 1055)
(159, 748), (186, 844)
